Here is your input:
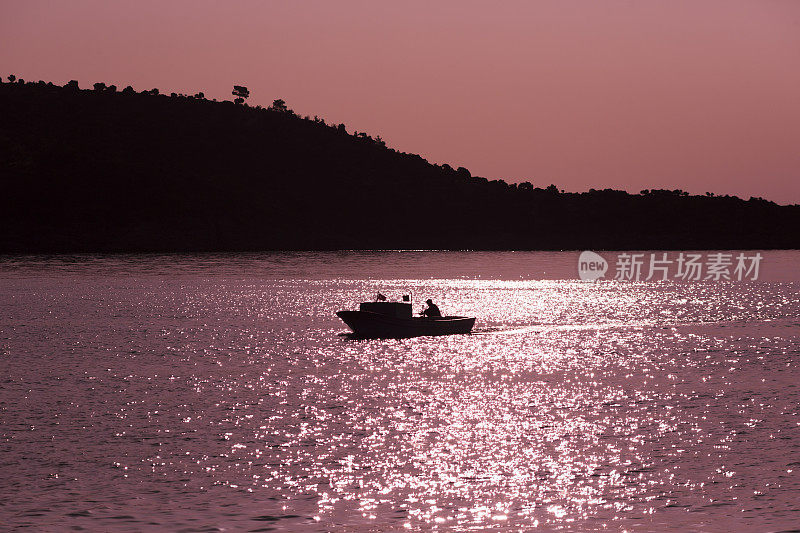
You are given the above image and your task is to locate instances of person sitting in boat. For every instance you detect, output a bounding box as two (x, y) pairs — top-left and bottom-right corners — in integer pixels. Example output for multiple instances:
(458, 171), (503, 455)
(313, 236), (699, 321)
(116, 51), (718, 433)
(422, 299), (442, 318)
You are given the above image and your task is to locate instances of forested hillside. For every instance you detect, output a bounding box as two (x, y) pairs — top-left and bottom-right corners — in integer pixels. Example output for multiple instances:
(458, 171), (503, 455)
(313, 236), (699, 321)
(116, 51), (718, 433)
(1, 79), (798, 252)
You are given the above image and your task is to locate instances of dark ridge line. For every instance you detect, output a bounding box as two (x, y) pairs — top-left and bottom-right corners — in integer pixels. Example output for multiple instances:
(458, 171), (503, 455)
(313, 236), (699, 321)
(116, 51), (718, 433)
(1, 77), (798, 252)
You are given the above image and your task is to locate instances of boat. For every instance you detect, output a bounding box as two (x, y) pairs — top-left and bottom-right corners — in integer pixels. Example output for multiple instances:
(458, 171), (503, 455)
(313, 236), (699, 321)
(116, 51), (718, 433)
(336, 296), (475, 338)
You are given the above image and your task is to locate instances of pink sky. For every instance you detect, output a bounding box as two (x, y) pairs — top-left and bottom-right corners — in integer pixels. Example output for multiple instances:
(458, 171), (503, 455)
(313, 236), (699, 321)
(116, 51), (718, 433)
(2, 0), (799, 203)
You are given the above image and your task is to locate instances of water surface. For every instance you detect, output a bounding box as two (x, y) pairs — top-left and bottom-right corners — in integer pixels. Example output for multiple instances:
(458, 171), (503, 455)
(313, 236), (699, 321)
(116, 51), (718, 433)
(1, 251), (798, 531)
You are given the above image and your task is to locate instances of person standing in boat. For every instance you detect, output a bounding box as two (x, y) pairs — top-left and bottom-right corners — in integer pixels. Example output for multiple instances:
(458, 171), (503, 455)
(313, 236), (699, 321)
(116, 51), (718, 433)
(422, 299), (442, 318)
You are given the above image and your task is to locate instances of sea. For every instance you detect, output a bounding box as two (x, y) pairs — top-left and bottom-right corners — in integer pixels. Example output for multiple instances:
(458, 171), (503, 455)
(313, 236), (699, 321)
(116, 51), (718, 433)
(0, 251), (798, 532)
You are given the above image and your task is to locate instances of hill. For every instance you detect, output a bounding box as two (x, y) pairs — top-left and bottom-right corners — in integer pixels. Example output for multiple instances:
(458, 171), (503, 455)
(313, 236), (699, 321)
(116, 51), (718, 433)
(1, 78), (798, 252)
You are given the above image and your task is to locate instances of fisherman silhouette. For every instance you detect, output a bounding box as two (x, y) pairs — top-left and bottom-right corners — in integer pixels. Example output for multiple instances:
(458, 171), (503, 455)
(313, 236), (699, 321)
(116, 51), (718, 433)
(422, 299), (441, 318)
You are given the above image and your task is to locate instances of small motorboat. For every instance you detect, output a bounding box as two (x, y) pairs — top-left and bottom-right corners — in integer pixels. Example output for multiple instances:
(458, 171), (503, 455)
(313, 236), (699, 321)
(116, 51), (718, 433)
(337, 295), (475, 338)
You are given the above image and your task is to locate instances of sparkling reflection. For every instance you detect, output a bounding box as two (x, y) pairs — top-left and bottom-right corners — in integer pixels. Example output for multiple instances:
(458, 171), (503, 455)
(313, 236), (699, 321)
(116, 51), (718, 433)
(0, 255), (798, 531)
